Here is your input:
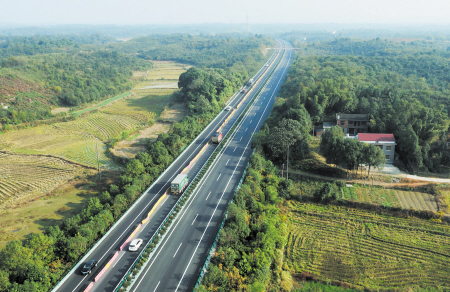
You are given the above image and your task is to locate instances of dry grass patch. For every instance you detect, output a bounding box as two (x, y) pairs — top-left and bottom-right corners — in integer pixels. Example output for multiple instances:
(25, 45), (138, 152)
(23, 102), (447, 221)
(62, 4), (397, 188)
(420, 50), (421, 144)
(0, 151), (86, 209)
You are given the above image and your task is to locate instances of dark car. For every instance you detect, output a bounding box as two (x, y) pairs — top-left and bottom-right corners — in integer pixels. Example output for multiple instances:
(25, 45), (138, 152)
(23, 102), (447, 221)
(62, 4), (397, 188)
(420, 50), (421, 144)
(80, 259), (98, 275)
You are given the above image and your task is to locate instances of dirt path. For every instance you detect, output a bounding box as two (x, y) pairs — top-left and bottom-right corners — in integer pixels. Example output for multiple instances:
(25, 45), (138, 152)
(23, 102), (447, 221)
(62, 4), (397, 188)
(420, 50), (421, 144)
(288, 169), (431, 188)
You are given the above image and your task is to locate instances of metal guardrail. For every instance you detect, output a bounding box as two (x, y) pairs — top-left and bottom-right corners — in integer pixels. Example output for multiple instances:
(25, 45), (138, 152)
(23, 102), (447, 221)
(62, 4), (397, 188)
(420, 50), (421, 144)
(193, 45), (287, 289)
(114, 48), (284, 292)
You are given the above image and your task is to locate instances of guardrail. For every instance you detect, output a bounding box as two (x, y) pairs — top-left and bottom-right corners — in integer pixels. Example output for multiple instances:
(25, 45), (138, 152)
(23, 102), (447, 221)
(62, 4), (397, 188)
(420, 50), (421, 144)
(113, 48), (284, 292)
(194, 150), (253, 288)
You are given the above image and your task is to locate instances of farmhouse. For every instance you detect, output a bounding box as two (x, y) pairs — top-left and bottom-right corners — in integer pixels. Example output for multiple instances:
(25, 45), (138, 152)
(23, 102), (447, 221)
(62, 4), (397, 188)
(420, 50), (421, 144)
(336, 113), (369, 136)
(357, 133), (396, 164)
(314, 122), (335, 137)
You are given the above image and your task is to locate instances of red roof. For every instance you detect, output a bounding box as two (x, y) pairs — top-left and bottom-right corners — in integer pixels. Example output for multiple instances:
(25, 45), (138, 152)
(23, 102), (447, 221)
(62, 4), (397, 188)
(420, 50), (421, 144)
(357, 133), (395, 142)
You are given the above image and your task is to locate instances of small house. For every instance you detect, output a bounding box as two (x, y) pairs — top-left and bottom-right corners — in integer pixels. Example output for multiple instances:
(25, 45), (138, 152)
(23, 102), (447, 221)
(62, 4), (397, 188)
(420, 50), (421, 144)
(336, 113), (369, 135)
(357, 133), (396, 164)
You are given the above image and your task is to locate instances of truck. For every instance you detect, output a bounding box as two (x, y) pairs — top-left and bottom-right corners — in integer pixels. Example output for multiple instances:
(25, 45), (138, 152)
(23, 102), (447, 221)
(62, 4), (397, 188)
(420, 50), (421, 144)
(211, 132), (223, 144)
(171, 174), (189, 194)
(247, 78), (254, 87)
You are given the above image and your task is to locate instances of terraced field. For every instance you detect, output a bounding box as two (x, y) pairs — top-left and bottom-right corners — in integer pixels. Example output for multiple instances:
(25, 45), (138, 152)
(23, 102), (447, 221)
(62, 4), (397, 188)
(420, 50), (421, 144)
(0, 151), (84, 208)
(286, 201), (450, 290)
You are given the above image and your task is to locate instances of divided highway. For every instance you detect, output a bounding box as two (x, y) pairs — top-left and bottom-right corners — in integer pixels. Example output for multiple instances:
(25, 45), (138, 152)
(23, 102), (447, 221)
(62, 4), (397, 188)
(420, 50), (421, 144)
(128, 41), (294, 292)
(53, 41), (288, 292)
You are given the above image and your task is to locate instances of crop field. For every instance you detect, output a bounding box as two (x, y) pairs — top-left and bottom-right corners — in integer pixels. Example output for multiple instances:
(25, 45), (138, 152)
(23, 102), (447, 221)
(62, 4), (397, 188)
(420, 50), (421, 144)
(286, 201), (450, 290)
(0, 151), (84, 208)
(292, 179), (438, 212)
(340, 184), (438, 211)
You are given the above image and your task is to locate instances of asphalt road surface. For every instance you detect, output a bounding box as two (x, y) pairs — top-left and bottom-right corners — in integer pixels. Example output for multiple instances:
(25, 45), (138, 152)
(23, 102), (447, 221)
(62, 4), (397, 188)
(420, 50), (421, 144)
(53, 41), (288, 292)
(128, 41), (294, 292)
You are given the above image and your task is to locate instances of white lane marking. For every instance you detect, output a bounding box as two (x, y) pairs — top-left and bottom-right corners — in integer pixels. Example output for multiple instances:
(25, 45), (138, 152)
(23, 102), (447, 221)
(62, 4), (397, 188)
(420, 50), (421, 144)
(217, 174), (221, 181)
(175, 46), (291, 291)
(191, 214), (198, 225)
(112, 252), (126, 268)
(245, 127), (248, 132)
(130, 47), (286, 292)
(71, 275), (87, 292)
(206, 191), (211, 200)
(226, 159), (230, 165)
(153, 281), (160, 292)
(173, 243), (182, 258)
(239, 137), (242, 141)
(250, 120), (252, 123)
(233, 147), (237, 152)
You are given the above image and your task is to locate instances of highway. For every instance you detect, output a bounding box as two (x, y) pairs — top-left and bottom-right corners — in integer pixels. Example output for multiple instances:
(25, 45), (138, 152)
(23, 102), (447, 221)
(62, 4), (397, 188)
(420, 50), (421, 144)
(128, 41), (293, 292)
(52, 41), (287, 292)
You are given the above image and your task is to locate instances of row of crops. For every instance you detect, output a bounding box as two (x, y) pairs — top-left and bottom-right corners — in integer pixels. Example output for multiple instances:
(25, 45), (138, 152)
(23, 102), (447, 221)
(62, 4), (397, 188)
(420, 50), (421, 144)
(286, 201), (450, 290)
(340, 184), (438, 211)
(0, 152), (84, 207)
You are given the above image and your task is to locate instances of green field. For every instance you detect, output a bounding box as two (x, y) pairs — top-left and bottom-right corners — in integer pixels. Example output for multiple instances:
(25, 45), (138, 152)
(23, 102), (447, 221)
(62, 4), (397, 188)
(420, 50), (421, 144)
(286, 201), (450, 290)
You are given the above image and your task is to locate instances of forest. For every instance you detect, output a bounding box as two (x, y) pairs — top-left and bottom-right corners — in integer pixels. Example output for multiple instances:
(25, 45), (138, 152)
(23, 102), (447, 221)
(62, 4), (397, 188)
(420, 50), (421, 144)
(278, 38), (450, 173)
(0, 34), (273, 130)
(0, 37), (267, 291)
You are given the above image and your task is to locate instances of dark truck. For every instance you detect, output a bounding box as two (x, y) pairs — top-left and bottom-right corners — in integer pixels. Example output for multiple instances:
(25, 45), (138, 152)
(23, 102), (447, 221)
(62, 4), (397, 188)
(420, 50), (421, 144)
(211, 132), (223, 144)
(171, 174), (189, 194)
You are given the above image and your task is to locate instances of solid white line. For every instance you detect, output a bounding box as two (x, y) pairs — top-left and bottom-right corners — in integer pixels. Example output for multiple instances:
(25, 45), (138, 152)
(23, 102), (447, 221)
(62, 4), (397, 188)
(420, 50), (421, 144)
(112, 252), (126, 268)
(152, 281), (160, 292)
(206, 191), (211, 200)
(130, 47), (284, 292)
(173, 243), (182, 258)
(217, 174), (221, 181)
(191, 214), (198, 225)
(226, 159), (230, 165)
(175, 45), (291, 291)
(71, 276), (86, 292)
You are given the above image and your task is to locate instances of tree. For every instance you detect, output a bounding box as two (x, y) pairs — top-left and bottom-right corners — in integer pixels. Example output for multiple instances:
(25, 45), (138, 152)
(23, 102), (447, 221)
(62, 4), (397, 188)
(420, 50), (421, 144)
(125, 159), (145, 177)
(319, 125), (345, 165)
(363, 144), (386, 176)
(398, 125), (423, 171)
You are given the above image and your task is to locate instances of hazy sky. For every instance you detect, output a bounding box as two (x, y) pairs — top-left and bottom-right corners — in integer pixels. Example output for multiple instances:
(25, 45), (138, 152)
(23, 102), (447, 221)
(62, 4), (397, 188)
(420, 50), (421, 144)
(2, 0), (450, 25)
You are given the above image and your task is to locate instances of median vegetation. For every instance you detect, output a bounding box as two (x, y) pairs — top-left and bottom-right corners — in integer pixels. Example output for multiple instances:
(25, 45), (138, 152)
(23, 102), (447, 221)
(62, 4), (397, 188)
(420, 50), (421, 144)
(0, 35), (273, 292)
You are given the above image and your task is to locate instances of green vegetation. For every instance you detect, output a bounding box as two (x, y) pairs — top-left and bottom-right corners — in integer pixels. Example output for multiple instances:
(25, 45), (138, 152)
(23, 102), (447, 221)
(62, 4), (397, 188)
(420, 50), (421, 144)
(286, 201), (450, 290)
(0, 34), (273, 130)
(279, 38), (450, 173)
(320, 125), (385, 175)
(0, 38), (272, 291)
(197, 153), (292, 292)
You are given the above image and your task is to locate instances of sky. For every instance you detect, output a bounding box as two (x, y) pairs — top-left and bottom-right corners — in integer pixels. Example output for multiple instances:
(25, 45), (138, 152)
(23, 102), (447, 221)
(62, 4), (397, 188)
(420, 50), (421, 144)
(1, 0), (450, 25)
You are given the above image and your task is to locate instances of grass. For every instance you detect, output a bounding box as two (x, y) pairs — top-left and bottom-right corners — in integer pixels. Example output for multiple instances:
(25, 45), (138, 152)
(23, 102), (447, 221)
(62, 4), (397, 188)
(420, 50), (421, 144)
(0, 62), (187, 170)
(72, 92), (132, 116)
(0, 61), (189, 245)
(285, 200), (450, 290)
(0, 169), (117, 250)
(0, 151), (85, 208)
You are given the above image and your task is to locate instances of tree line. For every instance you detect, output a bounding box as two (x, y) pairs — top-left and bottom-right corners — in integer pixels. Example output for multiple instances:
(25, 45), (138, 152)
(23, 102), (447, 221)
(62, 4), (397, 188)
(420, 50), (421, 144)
(0, 45), (268, 291)
(0, 34), (273, 131)
(278, 40), (450, 173)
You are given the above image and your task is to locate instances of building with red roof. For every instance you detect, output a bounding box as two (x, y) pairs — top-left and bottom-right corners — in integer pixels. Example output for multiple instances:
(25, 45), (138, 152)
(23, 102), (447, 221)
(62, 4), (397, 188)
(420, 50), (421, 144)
(357, 133), (396, 164)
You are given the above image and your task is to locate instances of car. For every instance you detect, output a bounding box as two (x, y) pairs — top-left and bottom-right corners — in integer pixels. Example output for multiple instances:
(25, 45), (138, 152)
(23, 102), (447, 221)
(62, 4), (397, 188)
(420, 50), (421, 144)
(128, 238), (143, 251)
(224, 106), (232, 111)
(80, 259), (98, 275)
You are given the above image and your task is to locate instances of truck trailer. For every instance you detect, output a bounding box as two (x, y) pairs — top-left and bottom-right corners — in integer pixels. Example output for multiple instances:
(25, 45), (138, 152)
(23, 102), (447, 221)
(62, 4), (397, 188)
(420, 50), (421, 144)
(171, 174), (189, 194)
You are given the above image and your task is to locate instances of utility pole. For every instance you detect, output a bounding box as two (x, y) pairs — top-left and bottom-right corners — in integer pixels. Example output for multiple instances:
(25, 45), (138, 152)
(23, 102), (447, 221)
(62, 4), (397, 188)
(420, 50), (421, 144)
(96, 140), (101, 180)
(281, 163), (284, 178)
